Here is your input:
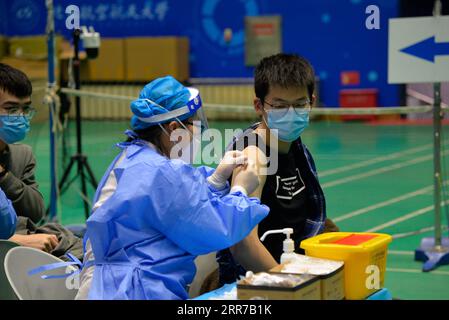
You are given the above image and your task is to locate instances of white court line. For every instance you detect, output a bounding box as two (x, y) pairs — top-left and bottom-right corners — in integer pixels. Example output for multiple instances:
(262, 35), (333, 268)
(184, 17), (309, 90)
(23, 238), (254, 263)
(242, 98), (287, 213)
(333, 180), (449, 223)
(387, 268), (449, 276)
(365, 200), (449, 233)
(334, 186), (432, 223)
(322, 150), (449, 189)
(319, 142), (440, 178)
(315, 154), (380, 160)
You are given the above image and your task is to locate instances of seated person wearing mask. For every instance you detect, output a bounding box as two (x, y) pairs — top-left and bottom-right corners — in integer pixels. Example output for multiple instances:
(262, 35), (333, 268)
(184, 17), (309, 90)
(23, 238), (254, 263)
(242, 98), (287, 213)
(215, 54), (339, 286)
(75, 76), (269, 300)
(0, 63), (82, 259)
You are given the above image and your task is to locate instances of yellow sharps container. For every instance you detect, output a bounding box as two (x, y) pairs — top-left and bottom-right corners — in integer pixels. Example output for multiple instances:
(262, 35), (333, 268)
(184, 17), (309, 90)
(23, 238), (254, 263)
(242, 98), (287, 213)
(300, 232), (392, 300)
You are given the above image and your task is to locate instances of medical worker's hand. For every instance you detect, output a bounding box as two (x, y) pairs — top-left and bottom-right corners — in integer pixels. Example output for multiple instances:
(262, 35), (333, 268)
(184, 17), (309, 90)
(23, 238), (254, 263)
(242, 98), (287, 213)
(9, 234), (59, 253)
(231, 160), (260, 196)
(207, 150), (248, 189)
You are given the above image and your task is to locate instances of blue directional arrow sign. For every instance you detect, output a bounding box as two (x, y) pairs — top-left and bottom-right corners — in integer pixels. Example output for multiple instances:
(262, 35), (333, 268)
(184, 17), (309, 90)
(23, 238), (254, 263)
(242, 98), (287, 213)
(400, 36), (449, 63)
(389, 16), (449, 84)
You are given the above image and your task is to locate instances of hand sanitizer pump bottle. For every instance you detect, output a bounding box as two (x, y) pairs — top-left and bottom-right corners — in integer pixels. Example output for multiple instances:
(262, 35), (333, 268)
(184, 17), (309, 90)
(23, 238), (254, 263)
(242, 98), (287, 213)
(260, 228), (296, 264)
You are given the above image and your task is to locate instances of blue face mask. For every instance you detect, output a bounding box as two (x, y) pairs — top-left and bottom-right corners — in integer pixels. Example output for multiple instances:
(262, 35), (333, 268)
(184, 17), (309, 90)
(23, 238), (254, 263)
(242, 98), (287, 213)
(0, 116), (30, 144)
(265, 107), (309, 142)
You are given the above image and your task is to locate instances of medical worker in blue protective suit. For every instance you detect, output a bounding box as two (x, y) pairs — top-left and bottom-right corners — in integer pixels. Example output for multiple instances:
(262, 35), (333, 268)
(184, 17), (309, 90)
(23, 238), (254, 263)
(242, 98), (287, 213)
(0, 188), (16, 239)
(75, 76), (269, 300)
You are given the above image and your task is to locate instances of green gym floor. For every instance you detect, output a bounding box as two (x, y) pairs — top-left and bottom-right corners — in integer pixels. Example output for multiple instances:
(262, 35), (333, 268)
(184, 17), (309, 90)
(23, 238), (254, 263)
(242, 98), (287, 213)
(23, 119), (449, 300)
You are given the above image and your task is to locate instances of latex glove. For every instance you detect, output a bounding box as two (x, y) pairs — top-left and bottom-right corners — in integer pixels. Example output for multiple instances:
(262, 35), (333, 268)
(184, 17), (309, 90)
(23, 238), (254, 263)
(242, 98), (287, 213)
(207, 150), (247, 190)
(230, 160), (260, 196)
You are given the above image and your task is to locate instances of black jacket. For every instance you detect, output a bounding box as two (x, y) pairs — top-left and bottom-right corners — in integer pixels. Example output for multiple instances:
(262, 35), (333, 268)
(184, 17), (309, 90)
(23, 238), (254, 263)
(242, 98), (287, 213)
(0, 144), (44, 223)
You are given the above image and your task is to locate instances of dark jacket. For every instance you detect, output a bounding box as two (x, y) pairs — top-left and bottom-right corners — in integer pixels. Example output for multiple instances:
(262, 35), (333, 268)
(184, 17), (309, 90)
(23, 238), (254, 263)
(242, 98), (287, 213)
(0, 144), (44, 223)
(0, 143), (83, 260)
(14, 216), (83, 261)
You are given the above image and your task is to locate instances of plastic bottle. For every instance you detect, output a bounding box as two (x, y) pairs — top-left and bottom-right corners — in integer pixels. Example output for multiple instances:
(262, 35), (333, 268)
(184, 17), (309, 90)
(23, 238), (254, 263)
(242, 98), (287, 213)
(260, 228), (296, 264)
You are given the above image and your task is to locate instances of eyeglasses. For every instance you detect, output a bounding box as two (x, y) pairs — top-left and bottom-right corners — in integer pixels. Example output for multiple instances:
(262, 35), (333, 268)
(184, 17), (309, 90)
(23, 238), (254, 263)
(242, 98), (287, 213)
(261, 99), (312, 116)
(263, 99), (311, 111)
(0, 105), (36, 120)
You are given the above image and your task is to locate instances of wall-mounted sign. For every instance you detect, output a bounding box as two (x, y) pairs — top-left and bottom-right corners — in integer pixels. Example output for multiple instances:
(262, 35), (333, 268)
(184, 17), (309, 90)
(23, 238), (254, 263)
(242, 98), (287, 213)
(389, 16), (449, 84)
(245, 15), (282, 66)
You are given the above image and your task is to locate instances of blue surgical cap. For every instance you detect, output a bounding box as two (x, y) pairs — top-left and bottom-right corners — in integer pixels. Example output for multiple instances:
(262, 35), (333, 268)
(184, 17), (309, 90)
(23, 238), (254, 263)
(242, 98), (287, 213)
(130, 76), (192, 130)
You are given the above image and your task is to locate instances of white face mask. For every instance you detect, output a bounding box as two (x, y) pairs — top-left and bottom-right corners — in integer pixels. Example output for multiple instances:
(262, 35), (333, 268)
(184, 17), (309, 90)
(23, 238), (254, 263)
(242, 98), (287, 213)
(161, 121), (201, 164)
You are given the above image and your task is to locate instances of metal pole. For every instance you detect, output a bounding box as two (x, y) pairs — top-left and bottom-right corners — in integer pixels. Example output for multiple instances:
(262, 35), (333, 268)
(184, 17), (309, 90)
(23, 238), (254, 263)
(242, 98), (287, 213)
(73, 29), (90, 218)
(433, 82), (442, 247)
(73, 30), (82, 155)
(46, 0), (58, 220)
(433, 0), (443, 248)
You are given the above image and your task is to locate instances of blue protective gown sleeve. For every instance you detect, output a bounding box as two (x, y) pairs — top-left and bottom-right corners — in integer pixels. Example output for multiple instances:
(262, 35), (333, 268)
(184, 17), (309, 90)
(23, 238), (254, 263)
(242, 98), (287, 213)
(151, 160), (269, 255)
(0, 187), (17, 239)
(196, 165), (230, 196)
(95, 159), (269, 256)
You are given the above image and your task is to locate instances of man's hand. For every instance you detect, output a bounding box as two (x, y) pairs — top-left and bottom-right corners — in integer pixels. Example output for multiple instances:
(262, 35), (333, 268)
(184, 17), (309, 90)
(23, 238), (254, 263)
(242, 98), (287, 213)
(323, 218), (340, 233)
(9, 234), (59, 253)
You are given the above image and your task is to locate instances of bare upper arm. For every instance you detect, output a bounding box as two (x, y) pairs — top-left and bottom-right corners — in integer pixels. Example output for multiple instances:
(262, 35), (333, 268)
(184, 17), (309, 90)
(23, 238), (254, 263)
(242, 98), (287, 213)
(231, 145), (267, 199)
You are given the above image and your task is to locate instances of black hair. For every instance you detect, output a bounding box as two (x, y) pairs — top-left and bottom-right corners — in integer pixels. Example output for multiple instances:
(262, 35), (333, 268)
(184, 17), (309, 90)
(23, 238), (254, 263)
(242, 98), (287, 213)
(254, 53), (315, 102)
(126, 117), (194, 154)
(128, 125), (165, 153)
(0, 63), (32, 98)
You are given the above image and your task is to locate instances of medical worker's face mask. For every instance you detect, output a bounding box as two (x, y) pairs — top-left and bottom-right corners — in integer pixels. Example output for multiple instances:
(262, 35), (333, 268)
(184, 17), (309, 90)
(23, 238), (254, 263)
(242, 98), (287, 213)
(135, 86), (208, 164)
(161, 120), (201, 164)
(262, 99), (311, 142)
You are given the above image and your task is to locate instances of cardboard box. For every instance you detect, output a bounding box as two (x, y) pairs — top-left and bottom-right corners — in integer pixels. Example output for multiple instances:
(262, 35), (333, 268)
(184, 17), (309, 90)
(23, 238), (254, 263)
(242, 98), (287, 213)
(320, 266), (345, 300)
(82, 38), (125, 81)
(0, 57), (48, 80)
(9, 35), (62, 60)
(237, 272), (321, 300)
(0, 36), (7, 60)
(124, 37), (189, 82)
(271, 264), (345, 300)
(270, 254), (345, 300)
(58, 39), (125, 82)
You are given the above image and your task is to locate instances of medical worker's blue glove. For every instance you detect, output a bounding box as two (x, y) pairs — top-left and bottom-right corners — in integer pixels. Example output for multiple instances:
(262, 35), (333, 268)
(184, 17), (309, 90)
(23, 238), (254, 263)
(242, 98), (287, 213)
(0, 187), (17, 239)
(207, 150), (247, 190)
